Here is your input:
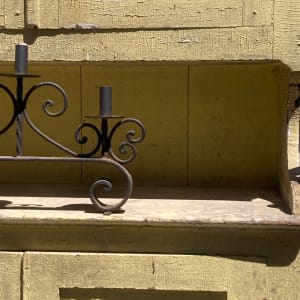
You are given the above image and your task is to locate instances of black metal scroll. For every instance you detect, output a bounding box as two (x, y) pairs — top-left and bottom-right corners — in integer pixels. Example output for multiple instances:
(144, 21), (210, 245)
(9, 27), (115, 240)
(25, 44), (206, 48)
(0, 44), (145, 213)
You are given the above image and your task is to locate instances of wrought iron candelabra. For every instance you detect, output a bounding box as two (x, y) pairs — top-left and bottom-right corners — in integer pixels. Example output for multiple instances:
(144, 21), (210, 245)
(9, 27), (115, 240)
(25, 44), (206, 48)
(0, 43), (145, 213)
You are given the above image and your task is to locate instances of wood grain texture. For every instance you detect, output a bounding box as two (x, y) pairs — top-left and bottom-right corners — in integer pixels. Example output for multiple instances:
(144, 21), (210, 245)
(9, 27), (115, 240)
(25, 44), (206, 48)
(24, 0), (275, 29)
(0, 252), (23, 300)
(276, 65), (293, 213)
(0, 0), (23, 28)
(23, 252), (266, 300)
(35, 0), (245, 29)
(81, 65), (188, 185)
(25, 0), (40, 29)
(188, 63), (279, 186)
(0, 1), (277, 63)
(243, 0), (273, 26)
(274, 0), (300, 70)
(0, 62), (284, 187)
(15, 26), (273, 62)
(267, 252), (300, 299)
(2, 0), (300, 69)
(0, 0), (4, 27)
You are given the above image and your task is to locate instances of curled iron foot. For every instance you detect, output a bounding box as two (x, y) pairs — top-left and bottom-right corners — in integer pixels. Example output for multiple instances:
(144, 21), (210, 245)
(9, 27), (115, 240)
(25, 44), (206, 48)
(89, 157), (133, 213)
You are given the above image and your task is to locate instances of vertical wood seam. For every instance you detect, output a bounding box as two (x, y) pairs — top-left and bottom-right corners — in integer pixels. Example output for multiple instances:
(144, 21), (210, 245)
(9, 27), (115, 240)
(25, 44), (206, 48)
(242, 0), (245, 26)
(20, 251), (24, 300)
(80, 64), (83, 184)
(187, 64), (190, 186)
(272, 0), (275, 60)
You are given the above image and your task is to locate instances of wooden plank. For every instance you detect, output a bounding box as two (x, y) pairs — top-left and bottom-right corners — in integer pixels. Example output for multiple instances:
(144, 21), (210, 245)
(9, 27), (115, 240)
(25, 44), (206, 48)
(274, 0), (300, 70)
(267, 251), (300, 299)
(25, 0), (276, 30)
(227, 257), (266, 299)
(23, 252), (266, 300)
(0, 252), (23, 300)
(276, 65), (293, 213)
(25, 0), (41, 29)
(0, 0), (4, 27)
(243, 0), (273, 26)
(188, 63), (279, 186)
(81, 65), (188, 185)
(3, 27), (272, 62)
(34, 0), (244, 29)
(2, 0), (24, 28)
(1, 0), (276, 30)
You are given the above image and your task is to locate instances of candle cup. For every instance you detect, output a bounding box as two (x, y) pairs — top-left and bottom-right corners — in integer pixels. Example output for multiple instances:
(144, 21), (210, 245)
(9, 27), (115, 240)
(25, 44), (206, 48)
(100, 86), (112, 117)
(15, 43), (28, 74)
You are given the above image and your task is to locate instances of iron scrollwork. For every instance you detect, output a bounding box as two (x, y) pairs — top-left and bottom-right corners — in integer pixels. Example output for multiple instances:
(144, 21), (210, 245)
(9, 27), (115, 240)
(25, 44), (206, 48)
(0, 46), (145, 213)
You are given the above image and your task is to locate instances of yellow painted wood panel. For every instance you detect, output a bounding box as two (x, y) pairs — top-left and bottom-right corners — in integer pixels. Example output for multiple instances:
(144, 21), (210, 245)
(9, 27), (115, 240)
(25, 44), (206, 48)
(81, 64), (188, 185)
(0, 64), (82, 183)
(188, 63), (279, 186)
(0, 62), (283, 187)
(23, 252), (266, 300)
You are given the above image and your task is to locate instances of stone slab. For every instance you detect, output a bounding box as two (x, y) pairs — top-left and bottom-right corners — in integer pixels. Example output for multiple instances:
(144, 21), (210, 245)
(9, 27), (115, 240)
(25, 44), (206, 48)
(0, 184), (298, 228)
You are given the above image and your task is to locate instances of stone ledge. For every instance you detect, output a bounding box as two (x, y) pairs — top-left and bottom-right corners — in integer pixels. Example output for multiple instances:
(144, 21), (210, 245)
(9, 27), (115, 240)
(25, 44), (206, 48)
(0, 184), (298, 229)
